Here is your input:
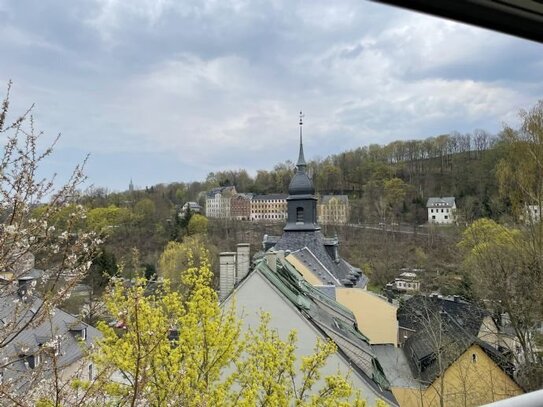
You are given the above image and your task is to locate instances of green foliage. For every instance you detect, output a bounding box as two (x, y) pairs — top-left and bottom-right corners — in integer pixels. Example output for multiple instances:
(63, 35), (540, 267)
(80, 247), (369, 406)
(158, 235), (218, 290)
(459, 218), (543, 390)
(86, 205), (132, 233)
(187, 213), (208, 235)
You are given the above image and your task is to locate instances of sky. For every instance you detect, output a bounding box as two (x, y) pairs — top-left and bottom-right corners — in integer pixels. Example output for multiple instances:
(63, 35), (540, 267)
(1, 0), (542, 191)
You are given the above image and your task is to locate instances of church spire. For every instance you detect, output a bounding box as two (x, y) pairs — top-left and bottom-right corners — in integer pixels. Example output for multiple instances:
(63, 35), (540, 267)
(297, 111), (306, 168)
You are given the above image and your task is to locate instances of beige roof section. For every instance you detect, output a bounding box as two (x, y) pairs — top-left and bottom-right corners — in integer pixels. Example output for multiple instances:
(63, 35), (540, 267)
(286, 251), (327, 286)
(336, 288), (398, 346)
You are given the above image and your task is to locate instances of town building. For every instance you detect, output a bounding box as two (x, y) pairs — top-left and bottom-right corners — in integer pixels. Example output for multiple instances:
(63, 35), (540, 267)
(0, 263), (101, 394)
(205, 186), (237, 218)
(523, 204), (541, 223)
(249, 194), (288, 222)
(387, 269), (421, 293)
(426, 197), (456, 224)
(317, 195), (350, 225)
(181, 201), (203, 215)
(377, 294), (523, 406)
(220, 250), (398, 406)
(230, 193), (253, 220)
(263, 114), (367, 290)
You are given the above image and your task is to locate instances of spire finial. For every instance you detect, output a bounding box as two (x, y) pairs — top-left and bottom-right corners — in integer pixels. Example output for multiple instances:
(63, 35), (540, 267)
(297, 111), (306, 168)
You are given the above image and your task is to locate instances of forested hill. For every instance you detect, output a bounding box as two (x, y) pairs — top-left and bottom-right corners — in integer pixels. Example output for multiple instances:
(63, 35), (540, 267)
(71, 129), (511, 299)
(81, 129), (507, 226)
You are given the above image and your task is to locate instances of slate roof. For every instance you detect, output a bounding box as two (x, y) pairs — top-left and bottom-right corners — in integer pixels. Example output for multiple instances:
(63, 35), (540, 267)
(288, 247), (342, 286)
(426, 197), (455, 208)
(0, 289), (101, 393)
(206, 186), (237, 198)
(288, 170), (315, 195)
(255, 256), (398, 406)
(252, 194), (288, 201)
(372, 344), (420, 389)
(398, 295), (515, 386)
(270, 230), (368, 288)
(398, 295), (488, 338)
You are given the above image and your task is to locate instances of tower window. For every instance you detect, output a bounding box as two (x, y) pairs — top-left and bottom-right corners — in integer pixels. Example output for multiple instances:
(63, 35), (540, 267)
(296, 207), (304, 223)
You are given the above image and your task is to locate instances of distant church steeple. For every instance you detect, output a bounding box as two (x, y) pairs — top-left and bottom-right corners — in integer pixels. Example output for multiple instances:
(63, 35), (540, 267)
(284, 112), (319, 232)
(129, 179), (134, 193)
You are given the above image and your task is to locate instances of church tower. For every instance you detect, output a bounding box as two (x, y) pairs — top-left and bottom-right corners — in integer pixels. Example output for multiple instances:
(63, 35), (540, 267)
(284, 112), (320, 232)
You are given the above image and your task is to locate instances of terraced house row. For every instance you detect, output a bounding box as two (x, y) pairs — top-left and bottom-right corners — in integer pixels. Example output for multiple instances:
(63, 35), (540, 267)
(206, 186), (349, 224)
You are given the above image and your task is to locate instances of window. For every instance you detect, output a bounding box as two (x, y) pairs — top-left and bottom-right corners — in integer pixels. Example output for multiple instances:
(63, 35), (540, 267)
(445, 215), (448, 220)
(296, 207), (304, 223)
(432, 215), (436, 219)
(472, 353), (477, 363)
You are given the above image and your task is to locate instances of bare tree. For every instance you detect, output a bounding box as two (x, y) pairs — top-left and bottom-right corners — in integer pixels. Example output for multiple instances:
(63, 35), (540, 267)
(0, 82), (100, 401)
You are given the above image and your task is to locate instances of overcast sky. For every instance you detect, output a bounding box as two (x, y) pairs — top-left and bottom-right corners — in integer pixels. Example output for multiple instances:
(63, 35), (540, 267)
(1, 0), (542, 191)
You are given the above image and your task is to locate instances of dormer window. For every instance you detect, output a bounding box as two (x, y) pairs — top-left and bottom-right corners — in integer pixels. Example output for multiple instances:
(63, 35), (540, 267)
(69, 324), (88, 341)
(26, 354), (40, 369)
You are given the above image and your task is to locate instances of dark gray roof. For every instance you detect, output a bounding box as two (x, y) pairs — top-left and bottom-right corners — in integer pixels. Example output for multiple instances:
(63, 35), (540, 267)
(0, 291), (101, 393)
(372, 344), (420, 389)
(398, 295), (488, 338)
(206, 186), (237, 198)
(272, 230), (367, 288)
(252, 194), (288, 201)
(255, 257), (397, 406)
(232, 193), (254, 200)
(288, 170), (315, 196)
(289, 248), (341, 286)
(426, 197), (455, 208)
(398, 295), (515, 386)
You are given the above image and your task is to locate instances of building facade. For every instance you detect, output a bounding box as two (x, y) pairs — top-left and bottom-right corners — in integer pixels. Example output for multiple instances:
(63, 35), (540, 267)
(250, 194), (287, 222)
(317, 195), (350, 225)
(205, 186), (237, 218)
(230, 193), (253, 220)
(427, 197), (456, 224)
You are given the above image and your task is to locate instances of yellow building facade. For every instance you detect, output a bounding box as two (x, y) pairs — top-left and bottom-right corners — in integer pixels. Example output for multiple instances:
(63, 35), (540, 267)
(392, 344), (523, 407)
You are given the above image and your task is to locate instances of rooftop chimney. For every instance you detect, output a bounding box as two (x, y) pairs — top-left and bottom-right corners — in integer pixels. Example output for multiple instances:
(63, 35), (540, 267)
(219, 252), (237, 302)
(236, 243), (250, 283)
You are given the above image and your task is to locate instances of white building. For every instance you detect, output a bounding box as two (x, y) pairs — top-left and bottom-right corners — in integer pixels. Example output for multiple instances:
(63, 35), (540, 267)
(427, 196), (456, 224)
(249, 194), (287, 222)
(389, 269), (421, 293)
(205, 186), (237, 218)
(524, 204), (541, 223)
(221, 251), (398, 406)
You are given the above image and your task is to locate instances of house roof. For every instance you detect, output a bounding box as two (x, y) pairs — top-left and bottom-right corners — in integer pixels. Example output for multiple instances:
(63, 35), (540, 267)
(206, 186), (237, 198)
(270, 230), (368, 288)
(254, 256), (398, 406)
(232, 193), (254, 200)
(372, 344), (420, 389)
(0, 290), (101, 393)
(320, 195), (349, 204)
(252, 194), (288, 201)
(426, 197), (455, 208)
(398, 295), (488, 338)
(287, 247), (341, 286)
(397, 295), (515, 386)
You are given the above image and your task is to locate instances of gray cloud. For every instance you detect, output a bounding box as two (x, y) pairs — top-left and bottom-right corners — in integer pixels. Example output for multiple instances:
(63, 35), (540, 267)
(0, 0), (541, 190)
